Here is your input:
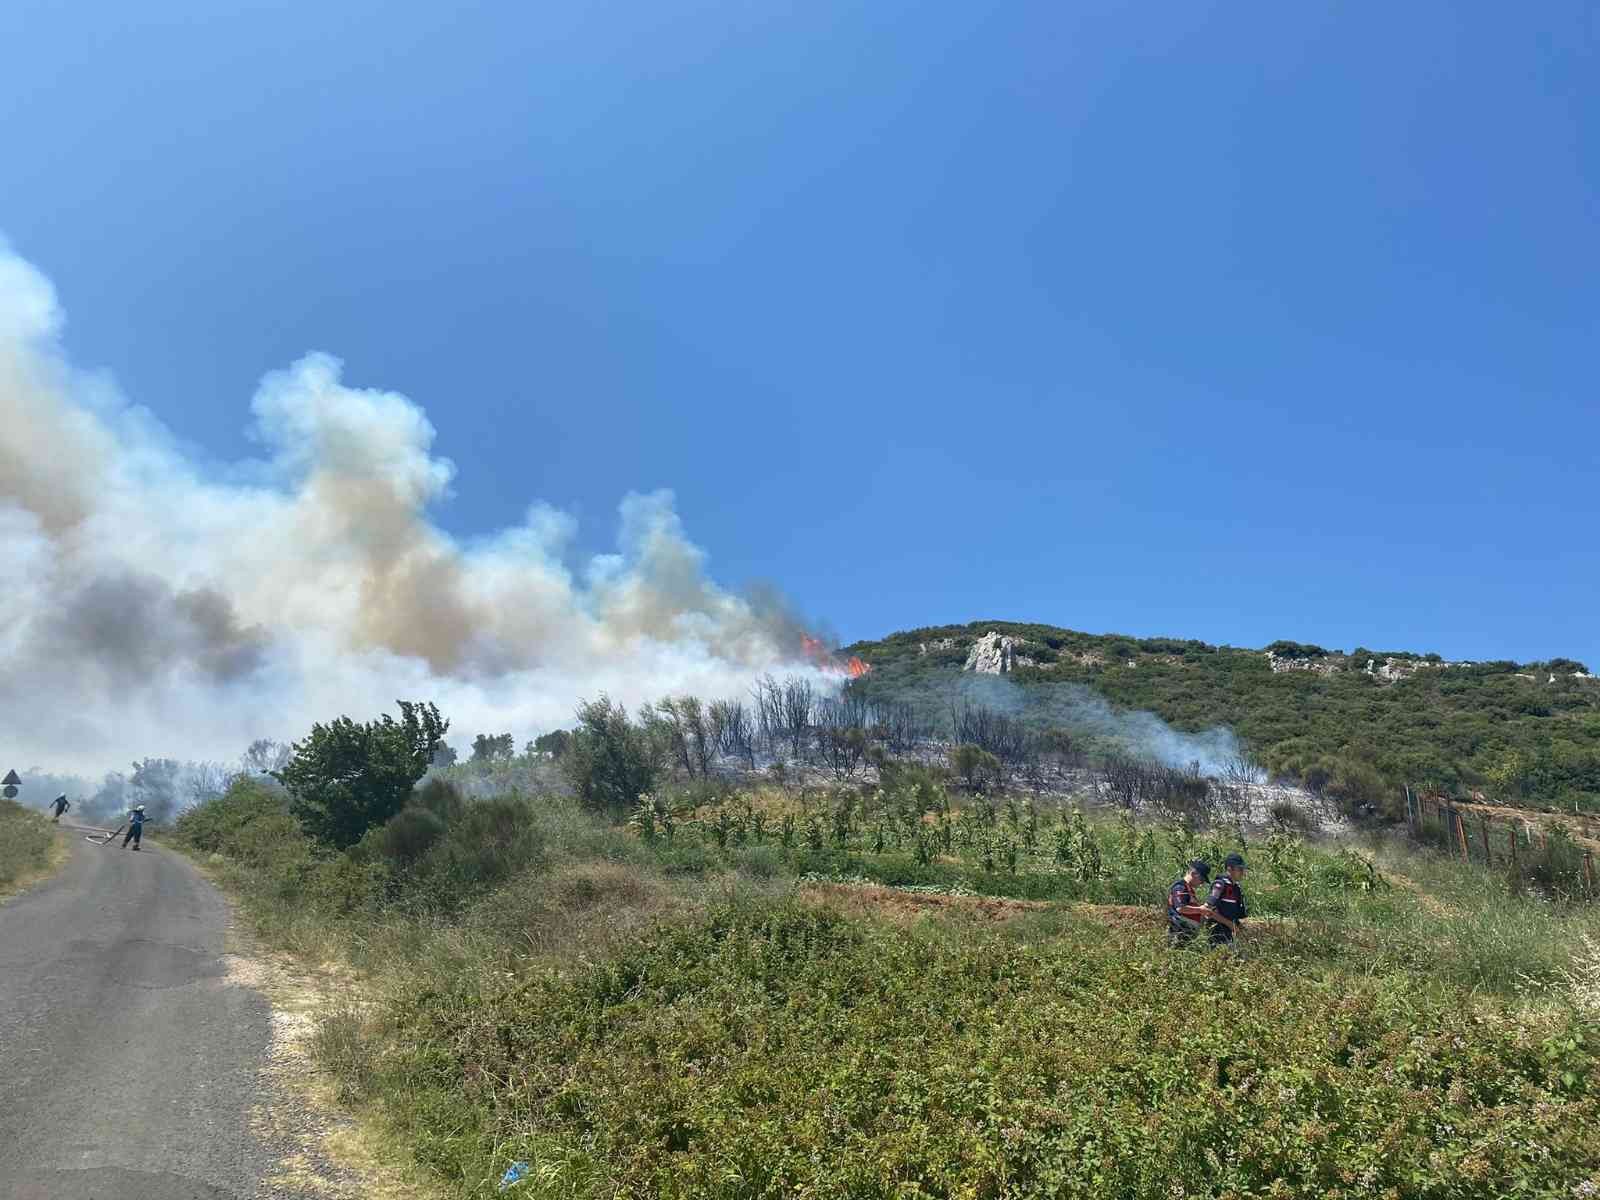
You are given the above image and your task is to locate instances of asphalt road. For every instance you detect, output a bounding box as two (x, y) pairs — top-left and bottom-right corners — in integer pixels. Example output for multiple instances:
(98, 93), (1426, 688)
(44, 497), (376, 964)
(0, 826), (292, 1199)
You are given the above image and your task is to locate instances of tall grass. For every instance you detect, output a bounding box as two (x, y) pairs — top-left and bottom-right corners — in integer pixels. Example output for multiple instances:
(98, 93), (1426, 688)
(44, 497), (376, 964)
(0, 799), (58, 894)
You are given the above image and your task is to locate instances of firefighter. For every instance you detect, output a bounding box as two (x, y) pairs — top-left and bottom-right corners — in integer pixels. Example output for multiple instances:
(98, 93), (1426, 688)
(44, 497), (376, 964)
(1206, 852), (1249, 947)
(48, 794), (70, 823)
(122, 804), (148, 850)
(1166, 859), (1212, 947)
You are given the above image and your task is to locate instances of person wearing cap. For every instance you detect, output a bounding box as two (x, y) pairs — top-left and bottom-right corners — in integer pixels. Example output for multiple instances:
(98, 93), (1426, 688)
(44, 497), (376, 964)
(1206, 853), (1249, 947)
(122, 804), (149, 850)
(48, 794), (71, 823)
(1166, 859), (1213, 947)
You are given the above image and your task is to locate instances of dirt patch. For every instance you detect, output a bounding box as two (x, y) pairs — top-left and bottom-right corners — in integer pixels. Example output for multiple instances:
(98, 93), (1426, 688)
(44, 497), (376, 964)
(801, 882), (1047, 923)
(1073, 903), (1158, 932)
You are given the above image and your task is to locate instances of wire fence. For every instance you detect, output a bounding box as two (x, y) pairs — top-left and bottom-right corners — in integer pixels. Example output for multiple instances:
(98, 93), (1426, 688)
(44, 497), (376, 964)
(1404, 786), (1597, 899)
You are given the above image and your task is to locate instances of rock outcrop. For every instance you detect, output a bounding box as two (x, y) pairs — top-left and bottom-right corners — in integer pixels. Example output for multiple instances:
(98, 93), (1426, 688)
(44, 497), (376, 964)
(964, 631), (1019, 675)
(1265, 652), (1343, 678)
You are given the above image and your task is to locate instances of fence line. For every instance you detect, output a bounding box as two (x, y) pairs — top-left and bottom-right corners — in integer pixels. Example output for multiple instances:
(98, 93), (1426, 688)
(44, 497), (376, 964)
(1406, 785), (1595, 899)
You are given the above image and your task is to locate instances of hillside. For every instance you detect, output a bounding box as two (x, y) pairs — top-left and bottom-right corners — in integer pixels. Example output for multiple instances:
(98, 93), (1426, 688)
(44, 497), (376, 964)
(845, 620), (1600, 815)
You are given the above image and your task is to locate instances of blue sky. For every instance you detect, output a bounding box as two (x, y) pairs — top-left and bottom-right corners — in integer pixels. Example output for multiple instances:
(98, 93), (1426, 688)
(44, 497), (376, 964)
(2, 0), (1595, 665)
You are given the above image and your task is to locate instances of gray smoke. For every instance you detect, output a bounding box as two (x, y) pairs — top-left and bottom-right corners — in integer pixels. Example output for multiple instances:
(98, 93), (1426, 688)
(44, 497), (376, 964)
(913, 672), (1247, 775)
(0, 244), (831, 775)
(14, 758), (238, 825)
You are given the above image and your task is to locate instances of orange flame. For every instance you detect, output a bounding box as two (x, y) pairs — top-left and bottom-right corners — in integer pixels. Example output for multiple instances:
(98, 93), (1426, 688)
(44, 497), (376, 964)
(798, 634), (872, 678)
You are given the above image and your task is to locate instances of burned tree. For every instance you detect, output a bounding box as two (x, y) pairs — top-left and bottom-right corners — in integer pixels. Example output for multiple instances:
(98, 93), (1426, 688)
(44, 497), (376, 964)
(709, 699), (756, 770)
(814, 694), (870, 779)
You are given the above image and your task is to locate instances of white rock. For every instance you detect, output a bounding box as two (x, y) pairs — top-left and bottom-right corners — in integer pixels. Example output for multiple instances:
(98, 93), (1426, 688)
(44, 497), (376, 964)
(964, 631), (1019, 675)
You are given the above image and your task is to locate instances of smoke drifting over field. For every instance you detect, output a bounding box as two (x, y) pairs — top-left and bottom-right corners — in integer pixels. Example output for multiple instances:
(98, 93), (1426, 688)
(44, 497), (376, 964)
(0, 246), (823, 775)
(952, 674), (1247, 775)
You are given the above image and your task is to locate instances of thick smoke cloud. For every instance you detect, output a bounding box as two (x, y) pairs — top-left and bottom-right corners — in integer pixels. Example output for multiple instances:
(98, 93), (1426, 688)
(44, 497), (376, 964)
(0, 245), (823, 778)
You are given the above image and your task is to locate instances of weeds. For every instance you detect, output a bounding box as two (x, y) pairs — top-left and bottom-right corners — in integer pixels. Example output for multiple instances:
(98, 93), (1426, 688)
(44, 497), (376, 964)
(0, 800), (58, 895)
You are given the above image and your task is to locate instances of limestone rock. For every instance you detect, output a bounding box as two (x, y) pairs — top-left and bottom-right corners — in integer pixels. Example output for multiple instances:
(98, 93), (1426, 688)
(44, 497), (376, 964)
(964, 631), (1019, 675)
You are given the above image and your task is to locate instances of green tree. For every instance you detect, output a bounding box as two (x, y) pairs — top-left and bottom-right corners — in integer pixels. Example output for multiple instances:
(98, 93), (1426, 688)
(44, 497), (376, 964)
(562, 697), (659, 814)
(274, 702), (448, 848)
(532, 729), (573, 759)
(470, 732), (516, 763)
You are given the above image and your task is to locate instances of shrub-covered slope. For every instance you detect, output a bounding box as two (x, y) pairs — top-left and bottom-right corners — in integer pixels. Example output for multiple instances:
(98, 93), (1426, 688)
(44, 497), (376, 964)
(846, 621), (1600, 813)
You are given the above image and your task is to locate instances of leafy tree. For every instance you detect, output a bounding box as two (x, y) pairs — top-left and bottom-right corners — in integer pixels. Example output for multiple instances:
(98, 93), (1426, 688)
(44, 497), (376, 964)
(275, 701), (449, 848)
(471, 732), (516, 763)
(532, 729), (573, 759)
(562, 697), (658, 814)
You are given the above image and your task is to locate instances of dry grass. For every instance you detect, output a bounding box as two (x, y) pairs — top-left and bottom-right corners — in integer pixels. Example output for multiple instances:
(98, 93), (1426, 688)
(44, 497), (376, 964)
(801, 880), (1048, 924)
(217, 912), (446, 1200)
(0, 804), (68, 902)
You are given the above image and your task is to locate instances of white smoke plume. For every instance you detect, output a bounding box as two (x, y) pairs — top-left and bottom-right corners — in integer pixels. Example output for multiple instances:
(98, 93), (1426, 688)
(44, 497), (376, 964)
(0, 245), (824, 776)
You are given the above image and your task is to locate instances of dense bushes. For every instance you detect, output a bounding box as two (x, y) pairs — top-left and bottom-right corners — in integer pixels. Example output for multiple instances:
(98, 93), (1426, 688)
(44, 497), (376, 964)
(351, 899), (1600, 1199)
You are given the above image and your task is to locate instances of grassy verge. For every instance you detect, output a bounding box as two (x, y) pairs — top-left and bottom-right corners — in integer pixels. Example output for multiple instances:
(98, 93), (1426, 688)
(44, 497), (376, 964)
(0, 799), (66, 900)
(174, 777), (1600, 1199)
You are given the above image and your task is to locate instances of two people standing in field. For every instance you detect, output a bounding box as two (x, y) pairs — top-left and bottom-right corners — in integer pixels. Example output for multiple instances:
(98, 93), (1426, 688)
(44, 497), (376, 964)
(1166, 853), (1249, 947)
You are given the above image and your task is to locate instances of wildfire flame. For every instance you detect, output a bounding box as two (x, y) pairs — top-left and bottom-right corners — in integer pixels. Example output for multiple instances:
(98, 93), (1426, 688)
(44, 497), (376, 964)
(799, 634), (872, 679)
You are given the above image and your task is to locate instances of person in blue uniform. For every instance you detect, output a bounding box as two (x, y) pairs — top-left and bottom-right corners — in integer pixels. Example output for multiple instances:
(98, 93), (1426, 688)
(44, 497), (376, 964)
(122, 804), (147, 850)
(48, 794), (70, 823)
(1166, 859), (1212, 946)
(1206, 852), (1248, 946)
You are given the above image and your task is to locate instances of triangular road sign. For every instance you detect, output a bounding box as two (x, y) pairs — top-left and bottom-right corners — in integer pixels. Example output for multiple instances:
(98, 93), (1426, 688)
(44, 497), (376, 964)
(1, 770), (19, 786)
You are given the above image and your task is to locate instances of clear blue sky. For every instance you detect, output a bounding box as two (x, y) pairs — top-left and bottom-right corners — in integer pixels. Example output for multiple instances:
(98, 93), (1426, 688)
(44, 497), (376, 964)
(3, 1), (1595, 665)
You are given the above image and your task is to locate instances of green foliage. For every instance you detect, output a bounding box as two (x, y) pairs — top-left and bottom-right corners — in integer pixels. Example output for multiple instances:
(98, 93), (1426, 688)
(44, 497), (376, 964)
(561, 696), (659, 815)
(470, 732), (515, 763)
(1265, 639), (1331, 659)
(275, 701), (448, 849)
(846, 620), (1600, 813)
(358, 899), (1600, 1199)
(532, 729), (572, 759)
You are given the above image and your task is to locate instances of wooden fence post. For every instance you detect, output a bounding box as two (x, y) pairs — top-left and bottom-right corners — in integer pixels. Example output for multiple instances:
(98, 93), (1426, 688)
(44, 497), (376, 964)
(1509, 823), (1518, 872)
(1585, 851), (1595, 896)
(1480, 817), (1492, 866)
(1456, 810), (1469, 861)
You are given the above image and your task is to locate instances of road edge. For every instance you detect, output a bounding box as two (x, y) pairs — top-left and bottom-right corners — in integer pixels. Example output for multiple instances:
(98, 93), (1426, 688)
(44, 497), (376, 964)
(0, 819), (72, 905)
(175, 848), (449, 1200)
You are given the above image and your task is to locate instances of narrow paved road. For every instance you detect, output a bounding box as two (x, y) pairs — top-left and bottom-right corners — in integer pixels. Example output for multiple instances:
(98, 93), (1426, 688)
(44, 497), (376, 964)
(0, 827), (291, 1199)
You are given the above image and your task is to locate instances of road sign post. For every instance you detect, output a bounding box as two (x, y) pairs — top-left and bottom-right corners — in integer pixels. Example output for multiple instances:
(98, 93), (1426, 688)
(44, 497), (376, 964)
(2, 769), (19, 800)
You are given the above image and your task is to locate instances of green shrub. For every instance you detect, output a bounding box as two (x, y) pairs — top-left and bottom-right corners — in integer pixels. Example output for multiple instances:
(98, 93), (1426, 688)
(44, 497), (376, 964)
(356, 899), (1600, 1199)
(562, 696), (658, 815)
(275, 701), (449, 848)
